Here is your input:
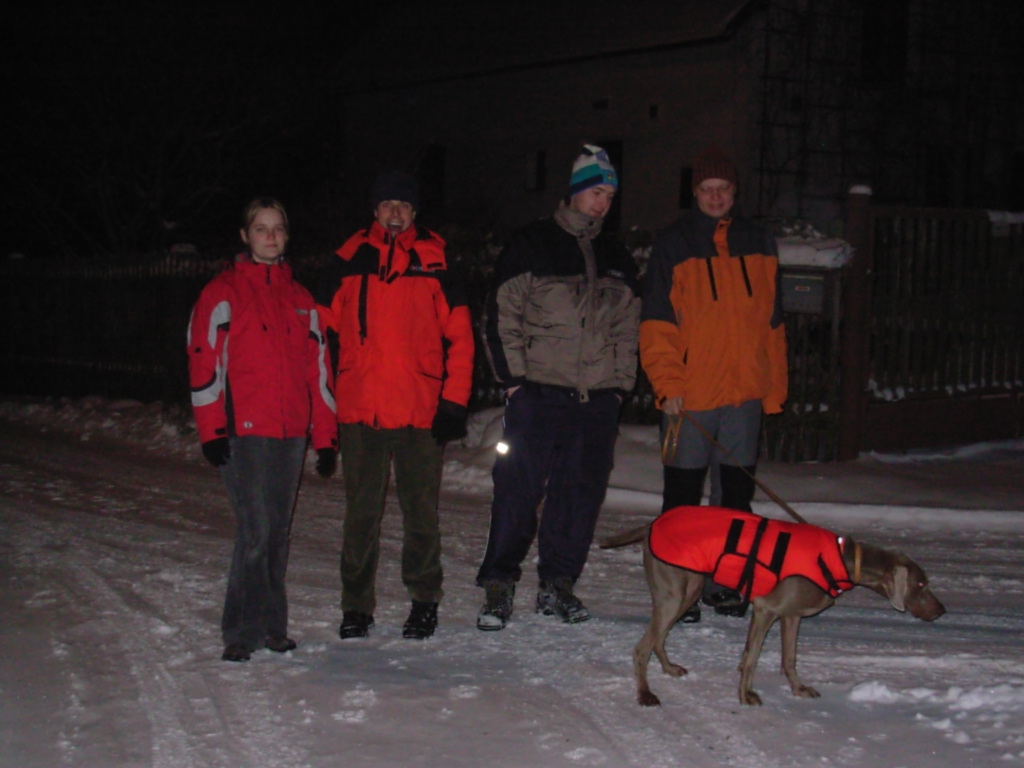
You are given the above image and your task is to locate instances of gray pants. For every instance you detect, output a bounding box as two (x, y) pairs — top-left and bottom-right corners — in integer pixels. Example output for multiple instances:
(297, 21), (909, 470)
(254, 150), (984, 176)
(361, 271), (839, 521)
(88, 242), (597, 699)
(660, 399), (762, 470)
(220, 436), (306, 649)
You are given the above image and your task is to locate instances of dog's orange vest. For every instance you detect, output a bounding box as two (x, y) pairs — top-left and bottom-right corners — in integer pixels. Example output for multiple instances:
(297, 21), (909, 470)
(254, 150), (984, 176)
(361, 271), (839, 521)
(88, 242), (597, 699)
(649, 506), (853, 600)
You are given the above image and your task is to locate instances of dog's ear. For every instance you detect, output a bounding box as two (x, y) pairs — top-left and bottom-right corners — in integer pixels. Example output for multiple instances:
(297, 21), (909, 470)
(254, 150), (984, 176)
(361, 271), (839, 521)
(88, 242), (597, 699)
(885, 565), (908, 612)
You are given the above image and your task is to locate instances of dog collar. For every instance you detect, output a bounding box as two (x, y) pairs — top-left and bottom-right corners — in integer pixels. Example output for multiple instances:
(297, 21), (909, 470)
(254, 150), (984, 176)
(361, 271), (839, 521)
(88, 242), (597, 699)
(838, 536), (862, 584)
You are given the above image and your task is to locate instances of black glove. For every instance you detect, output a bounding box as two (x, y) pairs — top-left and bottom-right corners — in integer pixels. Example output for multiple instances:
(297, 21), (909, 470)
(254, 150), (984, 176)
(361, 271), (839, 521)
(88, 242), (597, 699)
(430, 400), (468, 446)
(315, 448), (337, 478)
(201, 437), (230, 467)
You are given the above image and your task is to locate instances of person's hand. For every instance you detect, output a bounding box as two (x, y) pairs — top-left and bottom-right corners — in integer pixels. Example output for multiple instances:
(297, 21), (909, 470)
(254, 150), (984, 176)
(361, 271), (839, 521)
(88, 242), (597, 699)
(315, 448), (337, 478)
(504, 385), (521, 400)
(430, 400), (468, 446)
(201, 437), (230, 467)
(661, 396), (683, 416)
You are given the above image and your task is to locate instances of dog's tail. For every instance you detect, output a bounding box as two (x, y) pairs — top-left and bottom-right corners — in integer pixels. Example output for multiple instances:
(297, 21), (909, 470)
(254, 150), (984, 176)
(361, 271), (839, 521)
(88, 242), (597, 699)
(598, 524), (650, 549)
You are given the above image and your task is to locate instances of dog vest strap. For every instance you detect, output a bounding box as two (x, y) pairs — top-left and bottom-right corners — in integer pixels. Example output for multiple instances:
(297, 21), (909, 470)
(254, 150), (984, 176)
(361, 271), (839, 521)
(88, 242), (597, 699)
(724, 518), (744, 554)
(768, 532), (791, 575)
(817, 554), (842, 594)
(735, 517), (769, 601)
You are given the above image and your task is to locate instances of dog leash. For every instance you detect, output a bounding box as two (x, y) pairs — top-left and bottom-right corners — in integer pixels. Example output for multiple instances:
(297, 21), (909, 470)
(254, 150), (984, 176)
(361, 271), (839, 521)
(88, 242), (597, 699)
(663, 411), (809, 526)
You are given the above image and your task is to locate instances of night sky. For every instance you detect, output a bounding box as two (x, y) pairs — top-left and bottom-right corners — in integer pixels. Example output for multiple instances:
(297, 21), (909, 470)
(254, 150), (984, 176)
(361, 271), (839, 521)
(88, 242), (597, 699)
(3, 5), (386, 257)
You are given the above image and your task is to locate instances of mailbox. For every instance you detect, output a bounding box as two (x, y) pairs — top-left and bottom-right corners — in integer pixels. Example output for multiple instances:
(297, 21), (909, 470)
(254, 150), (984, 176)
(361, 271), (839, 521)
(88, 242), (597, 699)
(780, 270), (827, 314)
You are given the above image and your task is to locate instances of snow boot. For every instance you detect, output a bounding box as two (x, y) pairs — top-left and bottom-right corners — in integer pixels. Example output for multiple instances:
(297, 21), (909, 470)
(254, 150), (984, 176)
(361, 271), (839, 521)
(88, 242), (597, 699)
(265, 635), (297, 653)
(679, 604), (701, 624)
(221, 643), (251, 662)
(402, 601), (438, 640)
(536, 577), (591, 624)
(703, 588), (749, 618)
(477, 580), (515, 631)
(339, 611), (375, 639)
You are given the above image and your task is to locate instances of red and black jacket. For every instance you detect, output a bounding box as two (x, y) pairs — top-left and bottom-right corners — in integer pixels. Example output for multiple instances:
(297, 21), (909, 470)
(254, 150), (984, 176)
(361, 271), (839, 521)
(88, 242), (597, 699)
(320, 221), (474, 430)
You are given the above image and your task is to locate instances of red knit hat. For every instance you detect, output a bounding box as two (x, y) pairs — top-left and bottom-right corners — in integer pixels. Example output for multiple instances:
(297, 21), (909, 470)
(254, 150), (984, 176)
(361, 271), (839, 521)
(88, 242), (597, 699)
(692, 145), (738, 188)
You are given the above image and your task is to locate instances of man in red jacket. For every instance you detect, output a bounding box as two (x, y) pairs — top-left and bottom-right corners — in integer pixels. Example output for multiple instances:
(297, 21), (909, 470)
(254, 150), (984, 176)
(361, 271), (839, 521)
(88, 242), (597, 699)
(320, 171), (475, 640)
(189, 198), (338, 662)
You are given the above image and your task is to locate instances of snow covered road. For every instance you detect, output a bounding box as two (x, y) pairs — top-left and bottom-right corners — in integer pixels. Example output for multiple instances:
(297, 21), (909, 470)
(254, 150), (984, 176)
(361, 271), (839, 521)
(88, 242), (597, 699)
(2, 399), (1023, 767)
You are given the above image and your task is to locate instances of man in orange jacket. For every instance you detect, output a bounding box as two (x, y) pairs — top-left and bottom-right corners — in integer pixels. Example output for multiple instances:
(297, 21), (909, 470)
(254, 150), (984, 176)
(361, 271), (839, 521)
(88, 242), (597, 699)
(319, 171), (474, 640)
(640, 146), (787, 619)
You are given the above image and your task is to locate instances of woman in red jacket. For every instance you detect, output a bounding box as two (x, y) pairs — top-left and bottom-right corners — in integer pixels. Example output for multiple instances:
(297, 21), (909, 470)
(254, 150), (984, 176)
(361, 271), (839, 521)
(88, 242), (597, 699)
(188, 198), (338, 662)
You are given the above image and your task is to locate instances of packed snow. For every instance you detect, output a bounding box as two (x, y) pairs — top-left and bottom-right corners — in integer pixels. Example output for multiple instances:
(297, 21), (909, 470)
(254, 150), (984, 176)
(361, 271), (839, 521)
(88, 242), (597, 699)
(2, 396), (1023, 768)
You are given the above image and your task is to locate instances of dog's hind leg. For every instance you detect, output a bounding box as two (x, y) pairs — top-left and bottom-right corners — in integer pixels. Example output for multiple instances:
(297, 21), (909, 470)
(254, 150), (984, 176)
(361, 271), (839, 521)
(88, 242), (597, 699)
(634, 552), (703, 706)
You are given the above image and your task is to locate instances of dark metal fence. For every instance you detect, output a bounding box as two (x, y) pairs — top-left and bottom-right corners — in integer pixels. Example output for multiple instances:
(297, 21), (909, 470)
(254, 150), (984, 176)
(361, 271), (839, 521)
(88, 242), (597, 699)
(838, 195), (1024, 457)
(1, 255), (221, 404)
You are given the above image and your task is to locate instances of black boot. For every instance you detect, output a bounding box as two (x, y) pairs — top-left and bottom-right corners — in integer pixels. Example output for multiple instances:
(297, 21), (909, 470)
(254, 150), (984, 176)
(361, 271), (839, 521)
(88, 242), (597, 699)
(402, 601), (439, 640)
(339, 611), (374, 639)
(702, 587), (750, 618)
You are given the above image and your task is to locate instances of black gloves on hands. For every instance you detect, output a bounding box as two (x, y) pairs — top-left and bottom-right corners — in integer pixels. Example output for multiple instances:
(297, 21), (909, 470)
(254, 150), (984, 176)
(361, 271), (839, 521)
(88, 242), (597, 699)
(315, 448), (338, 478)
(201, 437), (230, 467)
(430, 400), (468, 446)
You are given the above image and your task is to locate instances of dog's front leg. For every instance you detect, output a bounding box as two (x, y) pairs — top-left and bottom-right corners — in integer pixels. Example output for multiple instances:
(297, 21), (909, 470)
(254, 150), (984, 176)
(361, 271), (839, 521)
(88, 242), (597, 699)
(738, 601), (777, 706)
(779, 616), (818, 699)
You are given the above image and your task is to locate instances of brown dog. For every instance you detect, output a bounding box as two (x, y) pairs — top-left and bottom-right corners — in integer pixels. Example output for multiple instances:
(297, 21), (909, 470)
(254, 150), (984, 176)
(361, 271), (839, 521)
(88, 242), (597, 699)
(600, 508), (946, 707)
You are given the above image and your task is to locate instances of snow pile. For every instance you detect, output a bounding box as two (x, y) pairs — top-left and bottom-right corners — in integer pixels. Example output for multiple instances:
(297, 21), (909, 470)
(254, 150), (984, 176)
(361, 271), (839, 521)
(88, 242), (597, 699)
(777, 236), (853, 269)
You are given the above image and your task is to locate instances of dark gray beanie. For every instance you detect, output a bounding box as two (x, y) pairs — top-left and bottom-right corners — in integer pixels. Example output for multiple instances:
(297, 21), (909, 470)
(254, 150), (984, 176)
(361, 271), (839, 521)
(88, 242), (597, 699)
(371, 171), (420, 209)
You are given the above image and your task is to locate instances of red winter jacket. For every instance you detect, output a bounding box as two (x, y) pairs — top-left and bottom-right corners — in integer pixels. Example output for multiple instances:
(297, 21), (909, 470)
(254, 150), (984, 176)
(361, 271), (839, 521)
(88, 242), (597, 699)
(320, 222), (474, 429)
(649, 505), (852, 599)
(188, 254), (337, 449)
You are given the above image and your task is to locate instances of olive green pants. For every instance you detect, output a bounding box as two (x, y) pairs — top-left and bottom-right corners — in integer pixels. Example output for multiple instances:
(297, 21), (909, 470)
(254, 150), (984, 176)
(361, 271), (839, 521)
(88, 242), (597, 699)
(338, 423), (444, 614)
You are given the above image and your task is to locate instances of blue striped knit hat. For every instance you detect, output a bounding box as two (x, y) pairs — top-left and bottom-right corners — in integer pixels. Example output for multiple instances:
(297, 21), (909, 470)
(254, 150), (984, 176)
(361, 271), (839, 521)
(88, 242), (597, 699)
(567, 144), (618, 197)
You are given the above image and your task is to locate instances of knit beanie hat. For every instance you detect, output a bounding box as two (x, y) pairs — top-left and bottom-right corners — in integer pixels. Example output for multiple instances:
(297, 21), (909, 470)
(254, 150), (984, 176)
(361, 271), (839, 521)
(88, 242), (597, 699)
(568, 144), (618, 197)
(371, 170), (420, 210)
(692, 145), (738, 188)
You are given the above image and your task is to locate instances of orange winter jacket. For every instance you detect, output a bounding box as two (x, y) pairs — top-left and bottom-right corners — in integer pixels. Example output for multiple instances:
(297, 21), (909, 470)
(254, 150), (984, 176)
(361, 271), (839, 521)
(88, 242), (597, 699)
(649, 506), (853, 600)
(640, 210), (787, 413)
(320, 222), (474, 430)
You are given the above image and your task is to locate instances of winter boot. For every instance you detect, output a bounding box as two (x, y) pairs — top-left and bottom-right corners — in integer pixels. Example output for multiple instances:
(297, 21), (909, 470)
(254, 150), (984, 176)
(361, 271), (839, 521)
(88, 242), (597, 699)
(477, 580), (515, 631)
(536, 577), (591, 624)
(339, 611), (375, 639)
(402, 601), (439, 640)
(221, 643), (251, 662)
(265, 635), (297, 653)
(679, 604), (701, 624)
(702, 588), (749, 618)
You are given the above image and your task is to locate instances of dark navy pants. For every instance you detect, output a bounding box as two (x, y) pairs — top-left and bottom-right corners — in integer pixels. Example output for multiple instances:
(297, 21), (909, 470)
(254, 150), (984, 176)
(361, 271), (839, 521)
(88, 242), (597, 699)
(476, 384), (621, 585)
(220, 436), (306, 650)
